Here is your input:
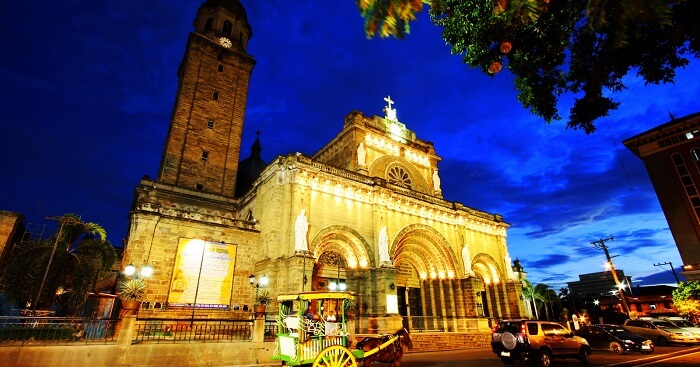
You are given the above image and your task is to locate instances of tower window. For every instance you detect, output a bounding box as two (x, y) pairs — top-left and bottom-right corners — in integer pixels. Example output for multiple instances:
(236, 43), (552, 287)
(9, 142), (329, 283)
(222, 20), (232, 36)
(201, 150), (210, 161)
(207, 120), (215, 129)
(204, 18), (213, 31)
(212, 91), (219, 100)
(196, 183), (203, 191)
(217, 64), (224, 72)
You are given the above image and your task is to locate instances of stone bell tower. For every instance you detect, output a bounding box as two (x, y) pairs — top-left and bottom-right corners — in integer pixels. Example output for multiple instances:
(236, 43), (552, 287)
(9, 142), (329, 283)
(157, 0), (255, 196)
(123, 1), (260, 317)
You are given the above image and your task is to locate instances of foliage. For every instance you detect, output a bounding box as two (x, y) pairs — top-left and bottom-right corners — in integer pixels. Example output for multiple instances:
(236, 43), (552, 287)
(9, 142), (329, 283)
(520, 279), (539, 319)
(255, 289), (273, 306)
(672, 281), (700, 323)
(117, 278), (147, 301)
(559, 307), (569, 322)
(344, 296), (358, 320)
(358, 0), (429, 39)
(357, 0), (700, 133)
(0, 213), (117, 315)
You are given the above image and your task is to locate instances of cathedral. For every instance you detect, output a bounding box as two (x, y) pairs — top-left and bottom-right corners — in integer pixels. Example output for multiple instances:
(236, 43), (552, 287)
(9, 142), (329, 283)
(122, 0), (526, 333)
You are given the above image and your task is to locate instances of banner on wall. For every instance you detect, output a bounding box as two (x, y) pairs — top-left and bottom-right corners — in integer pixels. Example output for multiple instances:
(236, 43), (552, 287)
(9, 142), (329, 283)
(167, 239), (237, 309)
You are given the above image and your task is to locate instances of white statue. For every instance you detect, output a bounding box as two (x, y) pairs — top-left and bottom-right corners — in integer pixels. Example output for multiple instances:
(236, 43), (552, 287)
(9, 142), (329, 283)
(295, 209), (309, 252)
(383, 95), (397, 121)
(378, 226), (390, 263)
(505, 253), (516, 280)
(433, 169), (441, 192)
(462, 244), (473, 275)
(357, 142), (366, 167)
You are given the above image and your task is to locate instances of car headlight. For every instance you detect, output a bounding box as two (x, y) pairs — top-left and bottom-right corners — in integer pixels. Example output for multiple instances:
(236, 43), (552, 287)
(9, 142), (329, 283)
(642, 340), (653, 345)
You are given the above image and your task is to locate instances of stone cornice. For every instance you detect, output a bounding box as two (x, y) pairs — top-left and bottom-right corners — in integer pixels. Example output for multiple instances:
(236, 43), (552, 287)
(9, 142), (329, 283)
(131, 178), (257, 231)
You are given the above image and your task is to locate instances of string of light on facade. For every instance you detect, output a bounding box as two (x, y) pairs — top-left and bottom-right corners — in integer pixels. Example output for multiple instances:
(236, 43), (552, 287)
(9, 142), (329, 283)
(365, 134), (400, 155)
(404, 150), (430, 166)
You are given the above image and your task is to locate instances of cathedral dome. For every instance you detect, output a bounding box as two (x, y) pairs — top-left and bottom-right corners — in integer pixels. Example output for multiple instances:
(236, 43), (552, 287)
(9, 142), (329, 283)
(200, 0), (248, 22)
(235, 136), (267, 197)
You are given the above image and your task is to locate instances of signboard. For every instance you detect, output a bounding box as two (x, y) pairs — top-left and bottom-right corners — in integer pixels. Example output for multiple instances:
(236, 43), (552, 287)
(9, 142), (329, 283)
(167, 239), (237, 309)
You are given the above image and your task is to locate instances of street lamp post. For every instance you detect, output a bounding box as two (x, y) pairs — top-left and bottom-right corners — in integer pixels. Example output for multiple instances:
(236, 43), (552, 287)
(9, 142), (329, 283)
(249, 274), (269, 302)
(329, 257), (347, 291)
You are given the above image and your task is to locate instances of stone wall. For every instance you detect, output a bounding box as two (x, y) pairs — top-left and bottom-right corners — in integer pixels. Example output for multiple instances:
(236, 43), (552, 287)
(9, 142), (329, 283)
(0, 332), (491, 367)
(0, 342), (278, 367)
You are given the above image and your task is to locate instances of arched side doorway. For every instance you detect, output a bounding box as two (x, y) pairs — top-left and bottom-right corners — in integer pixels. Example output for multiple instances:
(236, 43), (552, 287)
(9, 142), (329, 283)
(472, 253), (508, 320)
(308, 226), (372, 294)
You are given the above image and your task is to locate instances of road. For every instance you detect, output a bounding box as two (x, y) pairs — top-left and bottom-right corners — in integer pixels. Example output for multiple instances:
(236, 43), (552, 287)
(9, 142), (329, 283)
(399, 345), (700, 367)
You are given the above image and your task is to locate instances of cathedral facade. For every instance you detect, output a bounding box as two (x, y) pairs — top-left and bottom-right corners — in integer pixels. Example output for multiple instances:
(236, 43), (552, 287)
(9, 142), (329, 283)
(122, 0), (525, 332)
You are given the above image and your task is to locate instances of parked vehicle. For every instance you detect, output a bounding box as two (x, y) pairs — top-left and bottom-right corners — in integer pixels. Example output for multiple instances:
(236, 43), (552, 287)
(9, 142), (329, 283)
(623, 319), (699, 346)
(491, 319), (591, 366)
(574, 324), (653, 354)
(659, 317), (700, 336)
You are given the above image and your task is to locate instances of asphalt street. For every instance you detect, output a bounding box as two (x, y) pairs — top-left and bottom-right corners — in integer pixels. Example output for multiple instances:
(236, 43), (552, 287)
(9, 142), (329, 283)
(399, 346), (700, 367)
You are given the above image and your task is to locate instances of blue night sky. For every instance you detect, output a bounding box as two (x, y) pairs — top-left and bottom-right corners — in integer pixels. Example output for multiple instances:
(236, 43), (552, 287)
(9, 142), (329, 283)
(1, 1), (697, 288)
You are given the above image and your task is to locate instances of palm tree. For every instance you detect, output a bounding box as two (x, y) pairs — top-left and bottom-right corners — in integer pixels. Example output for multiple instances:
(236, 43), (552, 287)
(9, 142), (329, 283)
(521, 280), (539, 319)
(0, 213), (117, 315)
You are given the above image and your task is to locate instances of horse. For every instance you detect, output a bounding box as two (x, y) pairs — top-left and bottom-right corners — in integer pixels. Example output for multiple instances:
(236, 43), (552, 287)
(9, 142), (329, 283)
(356, 328), (412, 367)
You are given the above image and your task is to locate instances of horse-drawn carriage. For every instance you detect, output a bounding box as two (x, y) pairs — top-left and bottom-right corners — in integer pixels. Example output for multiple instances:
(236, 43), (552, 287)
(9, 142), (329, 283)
(270, 291), (412, 367)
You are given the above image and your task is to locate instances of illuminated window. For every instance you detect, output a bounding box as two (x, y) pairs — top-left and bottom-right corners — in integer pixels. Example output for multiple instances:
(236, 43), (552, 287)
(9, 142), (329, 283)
(387, 165), (412, 189)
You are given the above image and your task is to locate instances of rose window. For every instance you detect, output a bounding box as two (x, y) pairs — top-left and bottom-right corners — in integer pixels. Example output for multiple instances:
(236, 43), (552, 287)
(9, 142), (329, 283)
(387, 166), (412, 189)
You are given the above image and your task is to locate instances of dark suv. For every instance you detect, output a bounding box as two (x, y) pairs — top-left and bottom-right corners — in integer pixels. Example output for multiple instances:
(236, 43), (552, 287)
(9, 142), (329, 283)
(491, 319), (591, 366)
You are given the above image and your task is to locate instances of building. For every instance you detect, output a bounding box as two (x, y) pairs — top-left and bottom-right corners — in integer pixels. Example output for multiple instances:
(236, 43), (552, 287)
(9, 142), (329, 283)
(598, 285), (677, 318)
(623, 112), (700, 281)
(121, 0), (525, 333)
(568, 270), (633, 299)
(0, 211), (25, 269)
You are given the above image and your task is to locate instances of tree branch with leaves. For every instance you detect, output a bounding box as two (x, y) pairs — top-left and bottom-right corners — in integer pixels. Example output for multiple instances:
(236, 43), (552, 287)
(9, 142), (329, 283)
(357, 0), (700, 133)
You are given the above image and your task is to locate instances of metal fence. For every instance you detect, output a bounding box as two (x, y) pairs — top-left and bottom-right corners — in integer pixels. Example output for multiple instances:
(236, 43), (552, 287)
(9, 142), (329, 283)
(0, 316), (119, 346)
(133, 318), (254, 343)
(264, 319), (277, 341)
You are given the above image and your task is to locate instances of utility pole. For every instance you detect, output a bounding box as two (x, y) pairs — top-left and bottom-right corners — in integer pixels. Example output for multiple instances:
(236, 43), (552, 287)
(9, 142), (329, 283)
(591, 236), (630, 315)
(653, 261), (681, 285)
(33, 215), (83, 314)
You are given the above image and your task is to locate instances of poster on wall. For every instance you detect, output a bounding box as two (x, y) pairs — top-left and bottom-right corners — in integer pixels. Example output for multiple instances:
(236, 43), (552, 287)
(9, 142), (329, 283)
(167, 239), (237, 309)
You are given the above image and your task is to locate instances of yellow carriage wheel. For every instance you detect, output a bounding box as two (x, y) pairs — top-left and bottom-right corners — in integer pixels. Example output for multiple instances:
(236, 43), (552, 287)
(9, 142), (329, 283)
(312, 345), (357, 367)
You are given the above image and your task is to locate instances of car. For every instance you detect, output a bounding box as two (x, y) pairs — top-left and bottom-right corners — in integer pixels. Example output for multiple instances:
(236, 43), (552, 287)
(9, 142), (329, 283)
(623, 319), (699, 346)
(491, 319), (591, 366)
(659, 317), (700, 336)
(574, 324), (654, 354)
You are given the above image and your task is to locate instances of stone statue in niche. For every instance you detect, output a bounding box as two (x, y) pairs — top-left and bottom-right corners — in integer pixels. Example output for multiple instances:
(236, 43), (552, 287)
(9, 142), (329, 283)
(433, 169), (441, 192)
(462, 244), (474, 276)
(357, 142), (366, 167)
(295, 209), (309, 252)
(378, 226), (390, 263)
